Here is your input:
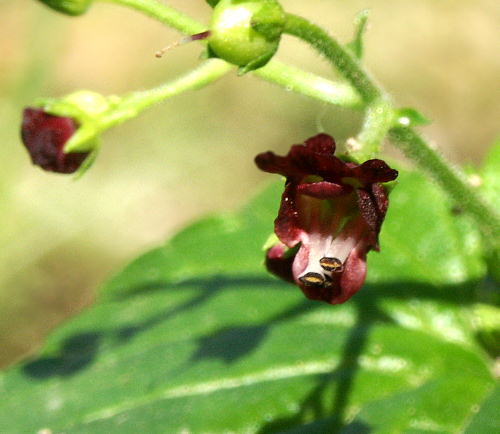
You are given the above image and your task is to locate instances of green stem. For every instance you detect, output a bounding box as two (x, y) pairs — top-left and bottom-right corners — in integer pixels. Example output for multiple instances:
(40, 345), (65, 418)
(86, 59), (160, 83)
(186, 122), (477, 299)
(98, 0), (205, 34)
(254, 60), (363, 109)
(95, 0), (500, 238)
(64, 59), (231, 153)
(348, 99), (394, 160)
(389, 127), (500, 240)
(283, 13), (381, 103)
(101, 59), (232, 128)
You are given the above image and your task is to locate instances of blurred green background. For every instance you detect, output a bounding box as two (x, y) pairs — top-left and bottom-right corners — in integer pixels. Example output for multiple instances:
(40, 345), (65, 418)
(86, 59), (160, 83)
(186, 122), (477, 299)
(0, 0), (498, 368)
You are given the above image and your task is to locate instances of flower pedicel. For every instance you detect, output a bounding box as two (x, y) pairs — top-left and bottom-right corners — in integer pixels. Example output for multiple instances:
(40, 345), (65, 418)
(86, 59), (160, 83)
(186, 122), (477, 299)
(255, 133), (398, 304)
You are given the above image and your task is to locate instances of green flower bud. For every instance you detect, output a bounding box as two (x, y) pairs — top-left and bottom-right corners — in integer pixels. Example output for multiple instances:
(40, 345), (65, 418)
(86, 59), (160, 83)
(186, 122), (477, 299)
(36, 0), (92, 16)
(208, 0), (285, 73)
(35, 90), (118, 153)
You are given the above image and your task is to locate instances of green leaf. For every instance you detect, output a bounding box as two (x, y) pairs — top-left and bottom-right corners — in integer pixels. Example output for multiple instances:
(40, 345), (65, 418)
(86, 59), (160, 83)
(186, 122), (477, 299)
(481, 140), (500, 210)
(480, 141), (500, 280)
(0, 171), (496, 433)
(346, 10), (369, 60)
(463, 385), (500, 433)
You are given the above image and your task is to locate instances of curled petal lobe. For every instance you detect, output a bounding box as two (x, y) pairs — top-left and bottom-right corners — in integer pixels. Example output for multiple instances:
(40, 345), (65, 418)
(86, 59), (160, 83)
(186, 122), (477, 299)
(298, 181), (351, 199)
(21, 108), (89, 174)
(304, 133), (336, 155)
(353, 159), (399, 184)
(254, 151), (302, 178)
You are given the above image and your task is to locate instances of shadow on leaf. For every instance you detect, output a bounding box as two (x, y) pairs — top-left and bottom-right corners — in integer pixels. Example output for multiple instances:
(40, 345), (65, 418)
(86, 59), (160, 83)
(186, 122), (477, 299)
(23, 332), (101, 379)
(19, 273), (481, 433)
(258, 293), (389, 433)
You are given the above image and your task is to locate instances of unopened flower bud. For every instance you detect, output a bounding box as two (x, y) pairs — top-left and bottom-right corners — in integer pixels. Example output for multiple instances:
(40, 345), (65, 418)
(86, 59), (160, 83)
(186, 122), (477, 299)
(21, 108), (89, 174)
(21, 90), (111, 174)
(36, 0), (92, 16)
(208, 0), (285, 72)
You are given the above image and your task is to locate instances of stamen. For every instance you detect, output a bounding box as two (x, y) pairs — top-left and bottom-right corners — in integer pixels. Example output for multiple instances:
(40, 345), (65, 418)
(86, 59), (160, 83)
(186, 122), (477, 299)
(324, 275), (333, 288)
(319, 257), (343, 272)
(299, 272), (325, 287)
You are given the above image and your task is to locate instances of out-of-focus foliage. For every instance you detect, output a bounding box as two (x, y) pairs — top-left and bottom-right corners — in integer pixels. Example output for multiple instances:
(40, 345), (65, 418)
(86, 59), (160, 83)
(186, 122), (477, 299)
(0, 169), (497, 432)
(0, 0), (498, 368)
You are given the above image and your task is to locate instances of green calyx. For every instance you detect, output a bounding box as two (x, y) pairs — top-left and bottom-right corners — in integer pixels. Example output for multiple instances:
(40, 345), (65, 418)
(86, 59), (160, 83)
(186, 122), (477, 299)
(36, 0), (92, 16)
(36, 90), (118, 153)
(208, 0), (285, 73)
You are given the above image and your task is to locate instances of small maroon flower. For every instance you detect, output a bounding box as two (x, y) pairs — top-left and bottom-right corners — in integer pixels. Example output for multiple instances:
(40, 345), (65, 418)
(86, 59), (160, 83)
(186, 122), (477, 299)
(255, 133), (398, 304)
(21, 108), (89, 174)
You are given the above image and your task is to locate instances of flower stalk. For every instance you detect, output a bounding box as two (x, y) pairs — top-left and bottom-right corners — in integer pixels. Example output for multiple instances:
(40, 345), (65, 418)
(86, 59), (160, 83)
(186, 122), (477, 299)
(389, 127), (500, 241)
(97, 59), (232, 132)
(98, 0), (205, 35)
(59, 59), (231, 153)
(23, 59), (231, 174)
(348, 98), (395, 161)
(282, 13), (381, 103)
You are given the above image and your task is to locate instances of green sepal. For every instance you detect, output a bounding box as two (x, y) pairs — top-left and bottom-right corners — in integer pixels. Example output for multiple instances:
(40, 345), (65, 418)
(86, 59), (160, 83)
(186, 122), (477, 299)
(63, 125), (100, 153)
(262, 232), (299, 261)
(262, 232), (280, 251)
(208, 0), (284, 71)
(396, 107), (432, 127)
(72, 147), (100, 180)
(205, 0), (220, 7)
(237, 50), (275, 75)
(36, 0), (92, 16)
(345, 9), (369, 60)
(251, 2), (286, 42)
(34, 90), (118, 153)
(382, 179), (399, 195)
(204, 45), (219, 60)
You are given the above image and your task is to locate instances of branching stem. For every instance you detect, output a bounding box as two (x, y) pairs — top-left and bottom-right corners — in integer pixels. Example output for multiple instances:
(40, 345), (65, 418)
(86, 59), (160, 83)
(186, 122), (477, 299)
(96, 0), (500, 239)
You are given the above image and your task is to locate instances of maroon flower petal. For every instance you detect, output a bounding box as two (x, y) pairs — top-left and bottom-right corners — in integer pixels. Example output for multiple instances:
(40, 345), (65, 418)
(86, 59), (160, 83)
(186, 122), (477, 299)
(21, 108), (89, 174)
(274, 183), (302, 247)
(254, 151), (301, 177)
(303, 133), (336, 155)
(371, 183), (389, 217)
(353, 159), (398, 184)
(297, 181), (352, 199)
(255, 134), (350, 182)
(356, 188), (380, 234)
(295, 241), (368, 305)
(288, 145), (350, 182)
(334, 244), (367, 304)
(265, 244), (295, 284)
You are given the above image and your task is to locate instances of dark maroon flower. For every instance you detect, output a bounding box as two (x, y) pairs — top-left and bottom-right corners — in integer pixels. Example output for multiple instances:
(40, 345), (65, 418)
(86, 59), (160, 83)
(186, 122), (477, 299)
(255, 133), (398, 304)
(21, 108), (89, 174)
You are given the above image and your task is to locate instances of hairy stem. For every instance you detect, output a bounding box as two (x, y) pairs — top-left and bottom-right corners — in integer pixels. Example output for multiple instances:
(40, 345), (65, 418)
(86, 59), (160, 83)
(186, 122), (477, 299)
(348, 98), (394, 160)
(390, 127), (500, 240)
(254, 61), (363, 109)
(101, 59), (232, 128)
(98, 0), (205, 34)
(283, 13), (381, 103)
